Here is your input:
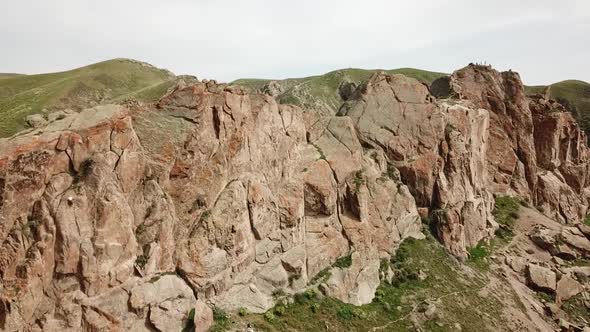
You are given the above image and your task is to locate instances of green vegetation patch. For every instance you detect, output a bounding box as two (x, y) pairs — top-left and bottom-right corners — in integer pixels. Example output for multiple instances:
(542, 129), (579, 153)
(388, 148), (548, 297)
(493, 196), (520, 239)
(466, 196), (522, 270)
(210, 307), (231, 332)
(561, 294), (590, 326)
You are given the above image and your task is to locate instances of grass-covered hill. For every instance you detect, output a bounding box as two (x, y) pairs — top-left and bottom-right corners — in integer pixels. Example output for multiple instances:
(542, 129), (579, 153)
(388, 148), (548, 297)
(0, 58), (177, 137)
(526, 80), (590, 134)
(233, 68), (447, 115)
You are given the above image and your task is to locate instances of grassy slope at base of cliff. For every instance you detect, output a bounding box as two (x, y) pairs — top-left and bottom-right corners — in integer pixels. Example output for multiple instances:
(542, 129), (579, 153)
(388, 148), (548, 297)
(213, 234), (524, 332)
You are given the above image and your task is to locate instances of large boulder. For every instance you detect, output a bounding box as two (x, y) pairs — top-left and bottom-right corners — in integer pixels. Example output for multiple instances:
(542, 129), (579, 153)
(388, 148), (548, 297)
(526, 264), (557, 293)
(556, 275), (583, 304)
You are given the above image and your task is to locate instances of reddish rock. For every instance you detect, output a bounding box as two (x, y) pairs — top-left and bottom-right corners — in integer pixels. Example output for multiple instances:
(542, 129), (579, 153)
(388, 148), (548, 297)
(0, 81), (423, 330)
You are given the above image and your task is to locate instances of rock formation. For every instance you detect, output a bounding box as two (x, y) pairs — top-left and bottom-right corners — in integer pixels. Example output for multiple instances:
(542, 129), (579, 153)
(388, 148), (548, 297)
(338, 73), (496, 258)
(0, 80), (422, 331)
(444, 65), (590, 223)
(1, 63), (590, 331)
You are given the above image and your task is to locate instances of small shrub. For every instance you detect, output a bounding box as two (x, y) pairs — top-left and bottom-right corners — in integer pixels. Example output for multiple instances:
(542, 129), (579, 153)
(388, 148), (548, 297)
(379, 258), (391, 274)
(311, 302), (320, 313)
(264, 311), (276, 322)
(337, 306), (354, 320)
(394, 239), (415, 263)
(311, 267), (332, 284)
(584, 214), (590, 226)
(333, 254), (352, 269)
(494, 196), (520, 227)
(200, 209), (211, 222)
(391, 267), (418, 286)
(536, 291), (555, 303)
(212, 307), (228, 323)
(238, 307), (248, 317)
(210, 307), (231, 332)
(374, 288), (385, 302)
(493, 196), (520, 240)
(353, 170), (365, 191)
(468, 244), (489, 262)
(274, 305), (286, 316)
(304, 289), (317, 300)
(467, 242), (492, 270)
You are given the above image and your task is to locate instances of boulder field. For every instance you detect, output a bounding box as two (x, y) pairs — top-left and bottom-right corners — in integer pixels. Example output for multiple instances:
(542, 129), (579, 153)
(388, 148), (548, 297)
(0, 64), (589, 331)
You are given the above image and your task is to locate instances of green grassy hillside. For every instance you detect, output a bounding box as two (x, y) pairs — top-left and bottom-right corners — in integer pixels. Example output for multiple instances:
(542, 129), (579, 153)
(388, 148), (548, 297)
(0, 58), (176, 137)
(526, 80), (590, 133)
(233, 68), (446, 115)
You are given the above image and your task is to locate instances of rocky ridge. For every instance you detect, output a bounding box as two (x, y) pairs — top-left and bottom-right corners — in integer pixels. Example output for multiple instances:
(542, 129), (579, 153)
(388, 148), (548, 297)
(0, 64), (589, 331)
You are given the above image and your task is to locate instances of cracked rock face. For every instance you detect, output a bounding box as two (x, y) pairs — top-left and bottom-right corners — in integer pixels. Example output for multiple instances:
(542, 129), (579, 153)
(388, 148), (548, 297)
(2, 64), (590, 331)
(447, 65), (590, 224)
(0, 81), (422, 330)
(339, 73), (496, 259)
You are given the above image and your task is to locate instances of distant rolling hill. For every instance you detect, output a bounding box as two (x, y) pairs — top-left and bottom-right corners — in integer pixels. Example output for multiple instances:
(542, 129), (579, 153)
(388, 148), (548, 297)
(526, 80), (590, 134)
(0, 73), (25, 80)
(233, 68), (447, 115)
(0, 58), (177, 137)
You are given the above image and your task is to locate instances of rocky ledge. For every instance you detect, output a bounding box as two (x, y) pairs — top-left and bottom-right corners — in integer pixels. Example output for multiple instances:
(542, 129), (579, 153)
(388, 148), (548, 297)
(0, 64), (589, 331)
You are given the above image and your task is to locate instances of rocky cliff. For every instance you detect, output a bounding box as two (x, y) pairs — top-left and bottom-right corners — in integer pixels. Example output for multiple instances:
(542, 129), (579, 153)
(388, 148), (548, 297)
(1, 64), (589, 331)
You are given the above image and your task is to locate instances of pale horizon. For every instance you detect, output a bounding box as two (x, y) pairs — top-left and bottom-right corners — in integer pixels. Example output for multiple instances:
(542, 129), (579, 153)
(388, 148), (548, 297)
(1, 0), (589, 85)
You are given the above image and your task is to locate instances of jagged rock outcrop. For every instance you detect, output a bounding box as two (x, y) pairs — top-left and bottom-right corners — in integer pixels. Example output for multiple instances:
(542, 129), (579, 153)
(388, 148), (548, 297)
(446, 65), (590, 224)
(338, 73), (496, 258)
(0, 80), (422, 330)
(2, 63), (590, 331)
(530, 96), (590, 223)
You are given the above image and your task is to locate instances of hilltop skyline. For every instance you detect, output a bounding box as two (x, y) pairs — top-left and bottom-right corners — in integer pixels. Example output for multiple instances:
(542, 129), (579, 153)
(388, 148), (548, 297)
(1, 0), (589, 85)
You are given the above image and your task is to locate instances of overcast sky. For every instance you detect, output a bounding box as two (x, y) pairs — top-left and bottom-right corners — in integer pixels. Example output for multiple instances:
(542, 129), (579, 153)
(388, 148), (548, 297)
(1, 1), (589, 85)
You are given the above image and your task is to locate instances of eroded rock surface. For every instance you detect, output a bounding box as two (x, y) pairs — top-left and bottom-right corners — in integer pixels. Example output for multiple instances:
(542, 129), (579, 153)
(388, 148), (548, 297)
(447, 65), (590, 223)
(0, 80), (422, 330)
(2, 64), (590, 331)
(339, 73), (496, 258)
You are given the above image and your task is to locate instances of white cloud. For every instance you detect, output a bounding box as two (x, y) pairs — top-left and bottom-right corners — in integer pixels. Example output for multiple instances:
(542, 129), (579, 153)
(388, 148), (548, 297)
(0, 0), (588, 84)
